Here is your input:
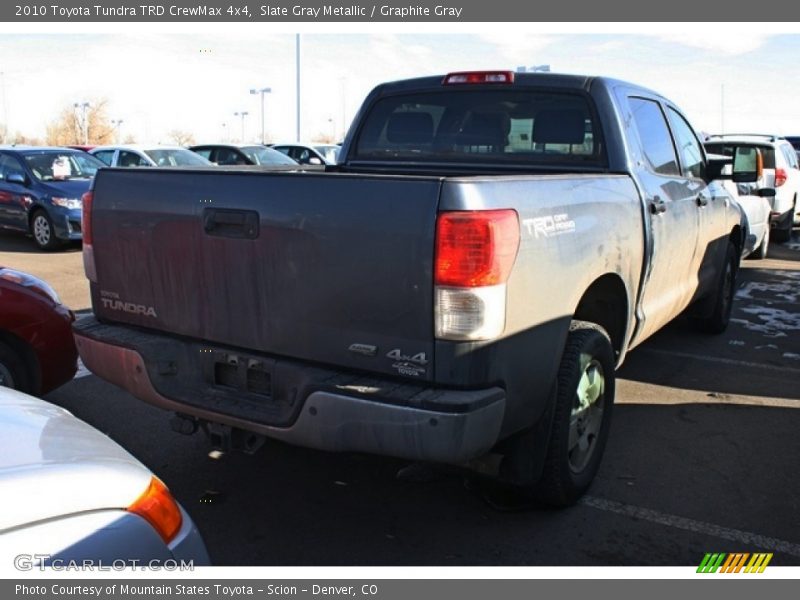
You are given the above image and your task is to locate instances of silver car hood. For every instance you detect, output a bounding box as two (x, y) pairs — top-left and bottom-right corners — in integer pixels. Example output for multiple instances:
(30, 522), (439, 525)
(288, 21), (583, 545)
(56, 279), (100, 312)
(0, 388), (152, 531)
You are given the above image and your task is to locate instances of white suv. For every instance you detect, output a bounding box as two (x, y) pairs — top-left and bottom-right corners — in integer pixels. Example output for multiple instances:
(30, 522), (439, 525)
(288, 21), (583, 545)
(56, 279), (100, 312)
(705, 134), (800, 241)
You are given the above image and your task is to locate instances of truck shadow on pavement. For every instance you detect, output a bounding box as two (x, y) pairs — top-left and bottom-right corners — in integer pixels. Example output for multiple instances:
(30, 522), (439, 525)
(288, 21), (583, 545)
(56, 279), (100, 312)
(48, 375), (800, 566)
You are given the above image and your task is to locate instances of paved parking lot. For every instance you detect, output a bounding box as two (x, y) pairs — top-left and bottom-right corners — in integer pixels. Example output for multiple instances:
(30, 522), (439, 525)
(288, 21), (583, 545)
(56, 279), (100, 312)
(2, 229), (799, 566)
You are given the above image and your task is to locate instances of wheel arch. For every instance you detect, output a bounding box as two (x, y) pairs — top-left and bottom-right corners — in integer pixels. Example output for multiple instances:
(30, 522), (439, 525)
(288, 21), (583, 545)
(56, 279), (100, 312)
(572, 273), (630, 361)
(0, 329), (41, 394)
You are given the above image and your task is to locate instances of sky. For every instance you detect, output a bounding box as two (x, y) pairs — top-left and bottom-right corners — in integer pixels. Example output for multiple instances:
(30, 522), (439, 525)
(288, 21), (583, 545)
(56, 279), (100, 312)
(1, 28), (800, 145)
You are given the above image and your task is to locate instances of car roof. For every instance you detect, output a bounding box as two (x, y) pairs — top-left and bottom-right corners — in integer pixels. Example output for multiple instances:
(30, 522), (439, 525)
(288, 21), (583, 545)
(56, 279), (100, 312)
(0, 145), (85, 154)
(706, 134), (786, 145)
(190, 143), (259, 149)
(90, 144), (189, 152)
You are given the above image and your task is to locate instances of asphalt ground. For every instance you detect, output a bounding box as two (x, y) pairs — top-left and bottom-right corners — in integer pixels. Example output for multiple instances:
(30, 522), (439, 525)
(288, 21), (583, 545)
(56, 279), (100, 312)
(1, 228), (799, 566)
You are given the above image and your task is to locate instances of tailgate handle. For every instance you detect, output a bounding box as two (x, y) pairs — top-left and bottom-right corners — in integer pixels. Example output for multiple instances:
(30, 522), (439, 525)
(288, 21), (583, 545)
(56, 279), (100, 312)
(203, 209), (259, 239)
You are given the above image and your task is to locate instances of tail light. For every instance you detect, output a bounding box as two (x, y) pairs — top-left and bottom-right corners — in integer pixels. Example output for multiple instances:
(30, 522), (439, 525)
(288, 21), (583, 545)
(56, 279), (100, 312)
(81, 191), (97, 282)
(434, 210), (519, 340)
(127, 476), (183, 544)
(775, 167), (787, 187)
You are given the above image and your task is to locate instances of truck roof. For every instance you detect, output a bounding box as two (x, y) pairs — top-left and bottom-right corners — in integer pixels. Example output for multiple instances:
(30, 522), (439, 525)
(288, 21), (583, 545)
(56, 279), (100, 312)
(370, 71), (665, 100)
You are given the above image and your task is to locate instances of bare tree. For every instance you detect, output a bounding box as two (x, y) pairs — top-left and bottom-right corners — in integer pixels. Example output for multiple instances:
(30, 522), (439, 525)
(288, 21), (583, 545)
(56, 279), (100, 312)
(45, 99), (115, 145)
(168, 129), (195, 146)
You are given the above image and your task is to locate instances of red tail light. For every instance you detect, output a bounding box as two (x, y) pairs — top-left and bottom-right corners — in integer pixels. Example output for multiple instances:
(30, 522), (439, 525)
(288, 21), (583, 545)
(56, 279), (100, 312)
(435, 210), (520, 287)
(775, 167), (787, 187)
(81, 191), (93, 244)
(442, 71), (515, 85)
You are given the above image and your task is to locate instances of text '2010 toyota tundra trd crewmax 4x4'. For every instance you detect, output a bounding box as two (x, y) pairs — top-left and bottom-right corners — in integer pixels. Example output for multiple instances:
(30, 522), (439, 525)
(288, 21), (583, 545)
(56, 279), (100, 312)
(73, 71), (760, 506)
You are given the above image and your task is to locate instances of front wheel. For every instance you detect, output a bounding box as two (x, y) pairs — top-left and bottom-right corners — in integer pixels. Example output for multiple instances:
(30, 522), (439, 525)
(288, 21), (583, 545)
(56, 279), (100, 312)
(531, 321), (616, 507)
(31, 210), (60, 251)
(753, 226), (769, 260)
(693, 241), (738, 334)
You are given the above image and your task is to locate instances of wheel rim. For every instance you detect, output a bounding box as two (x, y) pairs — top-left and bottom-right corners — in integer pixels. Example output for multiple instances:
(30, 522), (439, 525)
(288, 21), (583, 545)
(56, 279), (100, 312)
(33, 215), (51, 246)
(0, 363), (15, 389)
(568, 357), (605, 473)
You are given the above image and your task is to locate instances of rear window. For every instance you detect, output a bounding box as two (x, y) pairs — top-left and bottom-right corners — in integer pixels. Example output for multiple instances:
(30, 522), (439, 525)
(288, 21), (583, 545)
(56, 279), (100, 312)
(705, 143), (775, 169)
(352, 90), (604, 167)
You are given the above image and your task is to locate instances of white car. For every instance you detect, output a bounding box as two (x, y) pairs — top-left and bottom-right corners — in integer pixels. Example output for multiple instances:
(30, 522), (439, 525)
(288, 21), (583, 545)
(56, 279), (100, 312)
(271, 142), (340, 165)
(90, 144), (212, 168)
(721, 180), (772, 259)
(705, 135), (800, 241)
(0, 387), (210, 567)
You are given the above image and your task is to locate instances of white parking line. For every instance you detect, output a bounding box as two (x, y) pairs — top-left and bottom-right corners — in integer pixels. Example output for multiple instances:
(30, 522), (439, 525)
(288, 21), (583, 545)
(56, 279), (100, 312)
(74, 358), (92, 379)
(637, 348), (800, 376)
(581, 496), (800, 558)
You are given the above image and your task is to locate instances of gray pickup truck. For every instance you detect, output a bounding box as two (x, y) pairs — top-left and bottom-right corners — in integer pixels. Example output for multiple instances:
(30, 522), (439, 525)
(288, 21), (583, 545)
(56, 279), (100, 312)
(73, 71), (757, 506)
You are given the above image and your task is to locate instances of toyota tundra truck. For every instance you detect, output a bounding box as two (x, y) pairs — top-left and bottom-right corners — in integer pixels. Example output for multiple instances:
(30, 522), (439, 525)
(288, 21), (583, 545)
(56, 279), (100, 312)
(73, 71), (757, 506)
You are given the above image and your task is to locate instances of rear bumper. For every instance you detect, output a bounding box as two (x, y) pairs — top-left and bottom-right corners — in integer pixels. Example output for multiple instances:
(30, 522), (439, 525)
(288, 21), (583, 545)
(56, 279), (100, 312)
(73, 318), (506, 464)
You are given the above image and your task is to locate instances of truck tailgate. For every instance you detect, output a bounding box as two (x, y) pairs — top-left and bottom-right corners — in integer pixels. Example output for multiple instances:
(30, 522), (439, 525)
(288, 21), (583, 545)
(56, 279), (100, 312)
(90, 169), (441, 381)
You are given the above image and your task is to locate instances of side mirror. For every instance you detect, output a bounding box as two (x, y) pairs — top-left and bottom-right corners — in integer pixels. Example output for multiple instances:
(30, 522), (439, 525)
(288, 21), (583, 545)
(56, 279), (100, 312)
(308, 157), (323, 165)
(731, 146), (761, 183)
(757, 188), (776, 198)
(6, 172), (27, 185)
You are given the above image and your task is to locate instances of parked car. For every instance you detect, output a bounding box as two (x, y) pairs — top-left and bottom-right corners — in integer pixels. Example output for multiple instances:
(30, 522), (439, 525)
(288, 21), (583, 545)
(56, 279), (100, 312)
(189, 144), (298, 166)
(723, 182), (773, 259)
(90, 145), (212, 168)
(0, 146), (105, 250)
(705, 134), (800, 241)
(271, 142), (340, 165)
(0, 386), (210, 567)
(75, 71), (758, 507)
(0, 267), (77, 395)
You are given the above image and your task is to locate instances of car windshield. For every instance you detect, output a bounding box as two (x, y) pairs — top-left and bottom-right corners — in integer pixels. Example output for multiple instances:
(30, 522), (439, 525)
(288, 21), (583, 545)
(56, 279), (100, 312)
(240, 146), (298, 165)
(353, 89), (605, 167)
(144, 148), (211, 167)
(314, 145), (340, 163)
(23, 151), (105, 181)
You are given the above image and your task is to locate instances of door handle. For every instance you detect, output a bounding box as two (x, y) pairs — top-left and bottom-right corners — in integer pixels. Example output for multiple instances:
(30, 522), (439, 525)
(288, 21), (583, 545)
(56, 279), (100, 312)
(696, 194), (709, 207)
(203, 208), (260, 239)
(650, 196), (666, 214)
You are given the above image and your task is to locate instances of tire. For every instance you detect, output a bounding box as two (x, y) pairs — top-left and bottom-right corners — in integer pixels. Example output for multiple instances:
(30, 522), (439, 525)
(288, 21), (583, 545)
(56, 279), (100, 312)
(694, 241), (738, 334)
(530, 321), (616, 507)
(0, 341), (32, 394)
(30, 209), (60, 251)
(753, 226), (770, 260)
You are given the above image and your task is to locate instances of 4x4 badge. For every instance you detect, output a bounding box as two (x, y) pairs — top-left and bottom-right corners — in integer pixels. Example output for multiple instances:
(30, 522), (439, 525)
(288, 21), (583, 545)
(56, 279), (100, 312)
(386, 349), (428, 365)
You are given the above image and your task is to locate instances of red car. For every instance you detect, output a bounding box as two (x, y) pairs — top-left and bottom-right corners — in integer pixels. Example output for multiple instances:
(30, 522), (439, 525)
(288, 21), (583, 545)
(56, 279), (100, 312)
(0, 268), (77, 394)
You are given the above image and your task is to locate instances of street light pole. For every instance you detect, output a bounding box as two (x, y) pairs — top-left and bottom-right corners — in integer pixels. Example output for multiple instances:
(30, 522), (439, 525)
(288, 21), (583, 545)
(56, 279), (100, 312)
(234, 111), (249, 142)
(111, 119), (123, 144)
(296, 33), (301, 142)
(249, 87), (271, 145)
(74, 101), (90, 144)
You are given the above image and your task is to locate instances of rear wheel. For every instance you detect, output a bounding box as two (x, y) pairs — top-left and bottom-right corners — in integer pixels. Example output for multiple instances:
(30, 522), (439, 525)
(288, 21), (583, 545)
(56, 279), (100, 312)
(0, 341), (31, 393)
(529, 321), (616, 507)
